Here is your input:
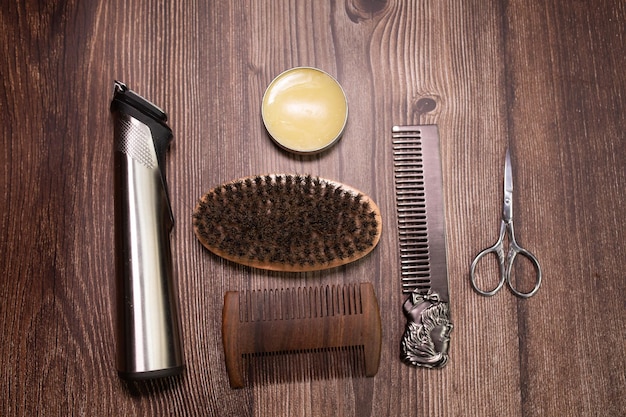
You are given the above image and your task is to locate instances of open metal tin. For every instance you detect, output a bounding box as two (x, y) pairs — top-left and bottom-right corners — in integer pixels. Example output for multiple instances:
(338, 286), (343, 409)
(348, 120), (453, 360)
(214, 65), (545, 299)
(261, 67), (348, 154)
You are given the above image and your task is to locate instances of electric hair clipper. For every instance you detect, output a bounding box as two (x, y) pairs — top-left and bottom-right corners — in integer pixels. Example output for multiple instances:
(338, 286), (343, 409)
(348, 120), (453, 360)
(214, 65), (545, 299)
(110, 81), (184, 380)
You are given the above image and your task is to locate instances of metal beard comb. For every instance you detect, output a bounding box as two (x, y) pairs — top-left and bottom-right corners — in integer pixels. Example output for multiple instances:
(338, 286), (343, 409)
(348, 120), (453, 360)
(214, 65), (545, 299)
(222, 282), (381, 388)
(392, 115), (453, 368)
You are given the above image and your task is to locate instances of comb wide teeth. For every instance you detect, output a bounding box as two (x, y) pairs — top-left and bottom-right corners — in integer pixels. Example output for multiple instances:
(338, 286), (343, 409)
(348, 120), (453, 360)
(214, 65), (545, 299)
(392, 131), (432, 294)
(193, 174), (382, 272)
(238, 284), (364, 322)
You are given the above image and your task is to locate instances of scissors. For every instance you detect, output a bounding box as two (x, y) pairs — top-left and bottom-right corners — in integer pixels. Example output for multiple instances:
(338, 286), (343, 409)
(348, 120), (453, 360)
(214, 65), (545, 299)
(470, 148), (542, 298)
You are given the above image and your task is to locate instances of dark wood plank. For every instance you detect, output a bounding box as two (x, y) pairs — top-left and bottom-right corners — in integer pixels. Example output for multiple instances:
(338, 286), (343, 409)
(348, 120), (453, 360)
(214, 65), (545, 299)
(1, 0), (624, 416)
(501, 1), (626, 416)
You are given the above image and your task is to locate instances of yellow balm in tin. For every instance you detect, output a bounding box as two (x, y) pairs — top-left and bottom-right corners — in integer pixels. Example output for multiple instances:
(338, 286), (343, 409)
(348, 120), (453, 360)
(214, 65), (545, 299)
(262, 67), (348, 154)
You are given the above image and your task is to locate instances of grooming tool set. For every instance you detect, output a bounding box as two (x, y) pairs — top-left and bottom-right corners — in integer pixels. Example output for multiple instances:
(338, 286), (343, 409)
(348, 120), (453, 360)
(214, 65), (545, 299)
(109, 77), (539, 387)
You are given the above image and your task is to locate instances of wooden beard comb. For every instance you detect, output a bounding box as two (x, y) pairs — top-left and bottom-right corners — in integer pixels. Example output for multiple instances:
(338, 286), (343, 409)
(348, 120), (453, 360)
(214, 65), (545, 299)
(222, 282), (382, 388)
(192, 174), (382, 271)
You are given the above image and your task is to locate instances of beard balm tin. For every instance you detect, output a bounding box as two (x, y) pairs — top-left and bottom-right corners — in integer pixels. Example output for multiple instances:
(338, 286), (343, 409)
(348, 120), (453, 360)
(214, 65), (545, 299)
(261, 67), (348, 154)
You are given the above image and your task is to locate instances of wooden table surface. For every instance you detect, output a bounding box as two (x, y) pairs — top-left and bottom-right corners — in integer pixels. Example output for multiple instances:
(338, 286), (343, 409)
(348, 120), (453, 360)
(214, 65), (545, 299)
(1, 1), (625, 416)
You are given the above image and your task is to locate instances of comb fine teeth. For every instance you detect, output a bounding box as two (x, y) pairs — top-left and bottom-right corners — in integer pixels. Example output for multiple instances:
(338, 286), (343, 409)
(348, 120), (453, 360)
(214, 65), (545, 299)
(241, 346), (367, 387)
(193, 174), (382, 272)
(222, 282), (382, 388)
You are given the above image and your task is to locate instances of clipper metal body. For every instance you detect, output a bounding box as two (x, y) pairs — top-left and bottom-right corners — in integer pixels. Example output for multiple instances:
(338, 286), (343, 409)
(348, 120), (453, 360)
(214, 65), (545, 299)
(110, 81), (184, 380)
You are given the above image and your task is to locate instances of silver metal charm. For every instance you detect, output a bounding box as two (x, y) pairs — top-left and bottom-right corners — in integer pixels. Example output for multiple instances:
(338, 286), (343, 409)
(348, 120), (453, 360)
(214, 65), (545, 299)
(401, 291), (452, 368)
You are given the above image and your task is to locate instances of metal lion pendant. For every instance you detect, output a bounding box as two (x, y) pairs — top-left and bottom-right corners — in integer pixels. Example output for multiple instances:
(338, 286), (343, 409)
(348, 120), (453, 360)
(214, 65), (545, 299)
(401, 291), (452, 368)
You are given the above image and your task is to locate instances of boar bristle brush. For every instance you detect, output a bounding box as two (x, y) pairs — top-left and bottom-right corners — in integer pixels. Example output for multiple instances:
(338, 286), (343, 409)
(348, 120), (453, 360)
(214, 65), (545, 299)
(193, 174), (382, 272)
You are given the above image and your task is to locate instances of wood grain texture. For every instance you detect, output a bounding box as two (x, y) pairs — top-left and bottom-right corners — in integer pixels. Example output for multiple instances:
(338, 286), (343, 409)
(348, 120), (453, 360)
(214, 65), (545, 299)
(1, 0), (625, 416)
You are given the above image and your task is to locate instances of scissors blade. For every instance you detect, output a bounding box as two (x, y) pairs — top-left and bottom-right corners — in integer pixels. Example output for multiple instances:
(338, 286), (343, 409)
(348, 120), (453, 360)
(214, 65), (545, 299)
(503, 148), (513, 222)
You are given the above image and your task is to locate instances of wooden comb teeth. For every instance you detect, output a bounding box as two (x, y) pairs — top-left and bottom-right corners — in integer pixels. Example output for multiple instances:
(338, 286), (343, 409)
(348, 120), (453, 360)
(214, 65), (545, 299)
(222, 282), (381, 388)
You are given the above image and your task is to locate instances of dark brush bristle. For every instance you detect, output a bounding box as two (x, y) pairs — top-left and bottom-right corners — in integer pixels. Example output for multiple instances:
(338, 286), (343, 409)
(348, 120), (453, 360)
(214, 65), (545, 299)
(193, 174), (381, 271)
